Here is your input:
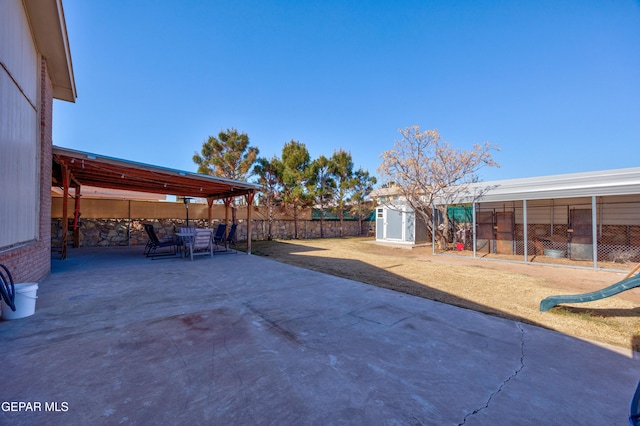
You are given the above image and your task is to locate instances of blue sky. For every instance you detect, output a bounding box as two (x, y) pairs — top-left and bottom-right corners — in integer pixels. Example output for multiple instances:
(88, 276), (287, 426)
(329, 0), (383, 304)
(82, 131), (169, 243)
(53, 0), (640, 184)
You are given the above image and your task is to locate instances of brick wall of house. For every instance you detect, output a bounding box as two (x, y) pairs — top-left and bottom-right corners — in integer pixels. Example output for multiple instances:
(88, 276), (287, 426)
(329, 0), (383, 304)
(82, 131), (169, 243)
(0, 58), (53, 283)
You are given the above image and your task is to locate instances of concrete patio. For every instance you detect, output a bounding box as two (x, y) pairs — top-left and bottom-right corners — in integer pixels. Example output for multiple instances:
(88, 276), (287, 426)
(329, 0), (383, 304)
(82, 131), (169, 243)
(1, 246), (638, 425)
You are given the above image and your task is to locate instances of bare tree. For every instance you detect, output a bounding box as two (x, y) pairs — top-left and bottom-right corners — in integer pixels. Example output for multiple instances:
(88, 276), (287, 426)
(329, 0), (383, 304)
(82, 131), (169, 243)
(378, 125), (499, 249)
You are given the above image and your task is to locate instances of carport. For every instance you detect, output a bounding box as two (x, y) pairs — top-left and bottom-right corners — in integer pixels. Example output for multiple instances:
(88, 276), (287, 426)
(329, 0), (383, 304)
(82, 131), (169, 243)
(51, 145), (261, 258)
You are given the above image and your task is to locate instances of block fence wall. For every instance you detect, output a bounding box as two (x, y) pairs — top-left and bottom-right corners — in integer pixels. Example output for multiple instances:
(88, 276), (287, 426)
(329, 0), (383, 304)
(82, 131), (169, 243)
(51, 218), (370, 249)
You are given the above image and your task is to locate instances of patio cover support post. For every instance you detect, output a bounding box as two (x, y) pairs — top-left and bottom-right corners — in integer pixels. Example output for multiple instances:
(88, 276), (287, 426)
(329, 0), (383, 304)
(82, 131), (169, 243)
(61, 166), (70, 260)
(73, 186), (81, 248)
(245, 191), (255, 255)
(592, 196), (598, 269)
(207, 197), (214, 227)
(223, 197), (232, 238)
(127, 200), (131, 247)
(472, 202), (477, 258)
(523, 199), (528, 262)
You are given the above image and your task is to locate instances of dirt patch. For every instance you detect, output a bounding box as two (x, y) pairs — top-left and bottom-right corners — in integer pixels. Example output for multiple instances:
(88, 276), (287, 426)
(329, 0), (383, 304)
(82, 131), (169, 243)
(240, 237), (640, 352)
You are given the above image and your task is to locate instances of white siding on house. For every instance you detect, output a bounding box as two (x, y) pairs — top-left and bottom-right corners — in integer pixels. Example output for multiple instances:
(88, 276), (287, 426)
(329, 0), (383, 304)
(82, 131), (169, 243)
(0, 0), (40, 249)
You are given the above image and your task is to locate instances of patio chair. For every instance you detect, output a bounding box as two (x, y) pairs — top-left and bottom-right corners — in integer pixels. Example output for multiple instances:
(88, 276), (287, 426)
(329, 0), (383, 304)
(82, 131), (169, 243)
(212, 224), (227, 246)
(214, 223), (237, 253)
(143, 224), (178, 259)
(186, 228), (214, 261)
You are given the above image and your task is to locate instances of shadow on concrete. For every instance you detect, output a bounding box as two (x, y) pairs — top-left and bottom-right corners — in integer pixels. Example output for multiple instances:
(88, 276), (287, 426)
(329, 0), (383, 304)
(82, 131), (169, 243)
(243, 240), (549, 329)
(241, 239), (640, 345)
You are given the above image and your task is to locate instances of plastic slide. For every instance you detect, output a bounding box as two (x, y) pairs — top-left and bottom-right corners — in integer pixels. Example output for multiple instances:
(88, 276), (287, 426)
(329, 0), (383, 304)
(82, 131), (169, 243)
(540, 273), (640, 312)
(631, 380), (640, 426)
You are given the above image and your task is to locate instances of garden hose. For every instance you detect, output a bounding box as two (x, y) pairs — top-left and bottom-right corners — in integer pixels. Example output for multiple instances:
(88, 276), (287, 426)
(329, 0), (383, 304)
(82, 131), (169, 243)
(0, 264), (16, 312)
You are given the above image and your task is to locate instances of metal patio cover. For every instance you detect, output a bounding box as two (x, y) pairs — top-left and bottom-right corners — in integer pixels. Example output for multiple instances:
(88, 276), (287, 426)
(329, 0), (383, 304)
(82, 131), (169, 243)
(52, 145), (260, 200)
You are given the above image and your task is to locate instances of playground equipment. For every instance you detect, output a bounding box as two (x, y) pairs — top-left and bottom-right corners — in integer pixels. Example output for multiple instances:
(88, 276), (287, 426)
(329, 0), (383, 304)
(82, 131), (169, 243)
(540, 263), (640, 312)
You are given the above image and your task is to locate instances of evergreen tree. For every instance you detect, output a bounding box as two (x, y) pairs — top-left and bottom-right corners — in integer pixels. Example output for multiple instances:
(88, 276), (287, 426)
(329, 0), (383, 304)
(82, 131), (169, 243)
(193, 128), (258, 181)
(308, 155), (336, 238)
(280, 140), (311, 239)
(329, 149), (354, 237)
(252, 156), (282, 240)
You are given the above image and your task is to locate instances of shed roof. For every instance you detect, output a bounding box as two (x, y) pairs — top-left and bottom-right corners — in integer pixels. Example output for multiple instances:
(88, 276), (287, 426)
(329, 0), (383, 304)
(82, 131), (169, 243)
(52, 146), (261, 200)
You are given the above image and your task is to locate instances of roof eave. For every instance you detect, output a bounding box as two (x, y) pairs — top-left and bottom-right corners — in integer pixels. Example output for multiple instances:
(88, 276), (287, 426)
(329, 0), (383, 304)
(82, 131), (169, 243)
(24, 0), (77, 102)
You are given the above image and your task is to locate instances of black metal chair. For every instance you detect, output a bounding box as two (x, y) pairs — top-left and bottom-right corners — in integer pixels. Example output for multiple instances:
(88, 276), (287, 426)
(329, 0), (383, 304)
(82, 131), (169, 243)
(143, 224), (178, 259)
(214, 223), (237, 253)
(212, 224), (227, 247)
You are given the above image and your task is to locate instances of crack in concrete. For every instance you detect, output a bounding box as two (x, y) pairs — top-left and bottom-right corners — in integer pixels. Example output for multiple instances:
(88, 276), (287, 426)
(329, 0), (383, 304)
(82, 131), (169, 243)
(245, 303), (302, 345)
(458, 323), (526, 426)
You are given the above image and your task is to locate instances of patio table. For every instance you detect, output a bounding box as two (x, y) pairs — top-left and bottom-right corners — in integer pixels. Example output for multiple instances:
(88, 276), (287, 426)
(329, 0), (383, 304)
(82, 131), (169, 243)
(176, 231), (195, 258)
(176, 229), (215, 258)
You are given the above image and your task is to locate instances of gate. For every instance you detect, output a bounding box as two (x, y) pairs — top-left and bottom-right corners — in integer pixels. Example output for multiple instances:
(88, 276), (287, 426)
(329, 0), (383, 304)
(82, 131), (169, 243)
(495, 211), (515, 254)
(569, 208), (593, 260)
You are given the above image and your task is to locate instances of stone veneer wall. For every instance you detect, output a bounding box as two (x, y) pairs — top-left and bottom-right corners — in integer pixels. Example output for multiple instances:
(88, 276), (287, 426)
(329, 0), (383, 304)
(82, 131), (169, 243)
(51, 218), (370, 248)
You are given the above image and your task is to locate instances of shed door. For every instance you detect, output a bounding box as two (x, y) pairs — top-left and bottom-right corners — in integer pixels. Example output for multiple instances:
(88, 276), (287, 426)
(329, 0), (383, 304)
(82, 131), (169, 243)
(386, 209), (403, 240)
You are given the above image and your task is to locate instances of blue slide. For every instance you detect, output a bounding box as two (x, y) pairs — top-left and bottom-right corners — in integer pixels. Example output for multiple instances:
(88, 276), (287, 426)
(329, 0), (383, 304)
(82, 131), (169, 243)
(540, 273), (640, 312)
(631, 380), (640, 426)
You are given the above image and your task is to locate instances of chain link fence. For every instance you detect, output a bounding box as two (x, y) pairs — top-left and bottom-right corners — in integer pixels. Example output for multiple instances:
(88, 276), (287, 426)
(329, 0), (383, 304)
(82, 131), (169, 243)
(435, 196), (640, 272)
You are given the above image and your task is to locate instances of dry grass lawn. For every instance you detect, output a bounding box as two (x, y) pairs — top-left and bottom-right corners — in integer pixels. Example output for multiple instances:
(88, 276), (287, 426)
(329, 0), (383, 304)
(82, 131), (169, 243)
(238, 237), (640, 352)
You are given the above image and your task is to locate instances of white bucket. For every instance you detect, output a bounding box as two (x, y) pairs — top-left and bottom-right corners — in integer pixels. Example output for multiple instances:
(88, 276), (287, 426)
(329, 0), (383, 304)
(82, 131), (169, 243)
(2, 283), (38, 320)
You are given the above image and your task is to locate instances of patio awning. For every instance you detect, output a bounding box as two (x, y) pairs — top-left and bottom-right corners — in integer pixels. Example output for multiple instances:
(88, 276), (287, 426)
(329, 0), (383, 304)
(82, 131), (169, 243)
(52, 145), (260, 200)
(51, 145), (261, 258)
